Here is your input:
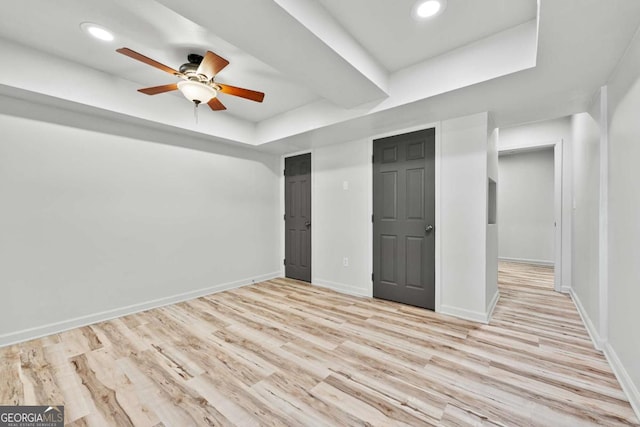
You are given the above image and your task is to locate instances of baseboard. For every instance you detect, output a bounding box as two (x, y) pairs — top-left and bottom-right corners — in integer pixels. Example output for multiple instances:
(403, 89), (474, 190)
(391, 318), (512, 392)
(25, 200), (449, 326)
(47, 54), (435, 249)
(312, 278), (372, 298)
(498, 257), (554, 267)
(440, 304), (490, 324)
(569, 291), (640, 421)
(603, 343), (640, 422)
(569, 288), (603, 350)
(560, 286), (572, 294)
(486, 290), (500, 323)
(0, 271), (280, 348)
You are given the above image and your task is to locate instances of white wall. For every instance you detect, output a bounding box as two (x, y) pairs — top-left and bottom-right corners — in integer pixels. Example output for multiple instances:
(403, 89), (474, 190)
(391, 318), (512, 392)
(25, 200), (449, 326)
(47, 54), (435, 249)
(312, 138), (372, 296)
(560, 29), (640, 420)
(605, 29), (640, 416)
(498, 117), (572, 288)
(307, 112), (493, 323)
(570, 112), (601, 335)
(486, 128), (499, 314)
(439, 113), (491, 321)
(0, 112), (281, 346)
(499, 117), (572, 148)
(498, 148), (555, 264)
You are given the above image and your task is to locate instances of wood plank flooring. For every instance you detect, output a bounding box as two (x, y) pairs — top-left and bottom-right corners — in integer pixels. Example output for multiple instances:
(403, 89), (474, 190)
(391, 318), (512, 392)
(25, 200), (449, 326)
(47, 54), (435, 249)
(1, 261), (638, 426)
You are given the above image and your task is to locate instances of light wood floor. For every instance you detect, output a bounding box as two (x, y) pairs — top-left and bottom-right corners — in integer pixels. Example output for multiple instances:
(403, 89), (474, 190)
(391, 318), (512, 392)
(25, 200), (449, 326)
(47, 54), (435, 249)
(1, 262), (638, 426)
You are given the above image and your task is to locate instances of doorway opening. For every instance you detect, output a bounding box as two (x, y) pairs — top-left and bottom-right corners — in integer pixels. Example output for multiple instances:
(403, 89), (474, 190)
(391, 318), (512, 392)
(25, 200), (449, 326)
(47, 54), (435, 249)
(498, 140), (563, 292)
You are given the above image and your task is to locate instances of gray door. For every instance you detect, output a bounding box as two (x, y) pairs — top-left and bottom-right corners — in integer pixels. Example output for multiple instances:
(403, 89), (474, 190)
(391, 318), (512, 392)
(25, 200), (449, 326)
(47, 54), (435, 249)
(373, 128), (435, 310)
(285, 153), (311, 282)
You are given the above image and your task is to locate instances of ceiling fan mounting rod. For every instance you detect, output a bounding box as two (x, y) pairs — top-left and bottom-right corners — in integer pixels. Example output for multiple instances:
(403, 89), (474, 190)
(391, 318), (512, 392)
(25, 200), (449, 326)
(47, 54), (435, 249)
(187, 53), (204, 64)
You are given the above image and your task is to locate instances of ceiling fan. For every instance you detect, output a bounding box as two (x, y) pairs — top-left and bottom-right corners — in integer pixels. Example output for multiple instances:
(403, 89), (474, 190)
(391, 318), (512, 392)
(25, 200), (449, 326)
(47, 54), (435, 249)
(116, 47), (265, 112)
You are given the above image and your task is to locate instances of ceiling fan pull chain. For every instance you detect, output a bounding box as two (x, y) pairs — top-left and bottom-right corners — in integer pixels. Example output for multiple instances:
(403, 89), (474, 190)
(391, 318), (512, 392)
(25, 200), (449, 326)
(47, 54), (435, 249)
(194, 101), (198, 124)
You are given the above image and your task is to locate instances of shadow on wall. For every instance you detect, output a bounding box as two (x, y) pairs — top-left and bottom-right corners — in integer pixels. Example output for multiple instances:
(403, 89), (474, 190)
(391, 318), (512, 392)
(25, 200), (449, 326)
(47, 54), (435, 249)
(0, 87), (278, 172)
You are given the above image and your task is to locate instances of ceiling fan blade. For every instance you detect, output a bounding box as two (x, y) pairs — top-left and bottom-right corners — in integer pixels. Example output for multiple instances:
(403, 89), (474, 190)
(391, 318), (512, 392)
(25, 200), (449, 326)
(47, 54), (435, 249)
(197, 51), (230, 79)
(218, 84), (265, 102)
(116, 48), (180, 76)
(137, 83), (179, 95)
(208, 97), (227, 111)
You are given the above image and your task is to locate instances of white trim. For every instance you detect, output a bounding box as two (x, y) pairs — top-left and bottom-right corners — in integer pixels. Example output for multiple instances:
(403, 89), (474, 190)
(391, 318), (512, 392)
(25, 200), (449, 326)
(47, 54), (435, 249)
(367, 139), (374, 298)
(497, 139), (564, 292)
(486, 290), (501, 322)
(560, 286), (571, 294)
(313, 279), (371, 298)
(603, 343), (640, 423)
(598, 86), (609, 343)
(498, 257), (554, 266)
(0, 271), (280, 348)
(440, 304), (490, 324)
(369, 122), (441, 311)
(368, 122), (440, 142)
(498, 139), (559, 154)
(435, 122), (442, 313)
(570, 260), (640, 419)
(569, 288), (603, 350)
(553, 140), (564, 292)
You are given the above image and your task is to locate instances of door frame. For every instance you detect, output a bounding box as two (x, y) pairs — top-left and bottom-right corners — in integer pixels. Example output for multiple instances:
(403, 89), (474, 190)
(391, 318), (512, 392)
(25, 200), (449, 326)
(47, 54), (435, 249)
(498, 139), (564, 293)
(280, 149), (314, 280)
(368, 122), (442, 312)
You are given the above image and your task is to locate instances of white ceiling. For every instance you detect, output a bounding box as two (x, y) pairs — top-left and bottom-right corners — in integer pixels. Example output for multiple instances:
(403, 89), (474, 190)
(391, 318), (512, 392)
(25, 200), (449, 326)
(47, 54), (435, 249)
(0, 0), (320, 123)
(315, 0), (537, 71)
(0, 0), (639, 152)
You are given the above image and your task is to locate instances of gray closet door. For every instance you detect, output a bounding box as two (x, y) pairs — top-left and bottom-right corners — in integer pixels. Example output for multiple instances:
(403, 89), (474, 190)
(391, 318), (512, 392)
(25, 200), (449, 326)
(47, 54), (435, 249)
(373, 128), (435, 310)
(285, 153), (311, 282)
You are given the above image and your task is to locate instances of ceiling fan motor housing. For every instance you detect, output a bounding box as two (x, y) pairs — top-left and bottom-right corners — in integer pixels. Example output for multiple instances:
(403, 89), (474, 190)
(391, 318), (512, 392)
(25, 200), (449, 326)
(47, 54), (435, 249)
(180, 54), (208, 81)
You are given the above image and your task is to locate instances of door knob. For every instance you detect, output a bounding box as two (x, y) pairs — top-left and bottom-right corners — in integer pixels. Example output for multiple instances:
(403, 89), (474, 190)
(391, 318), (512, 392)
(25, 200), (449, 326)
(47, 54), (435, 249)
(305, 221), (311, 227)
(425, 224), (434, 233)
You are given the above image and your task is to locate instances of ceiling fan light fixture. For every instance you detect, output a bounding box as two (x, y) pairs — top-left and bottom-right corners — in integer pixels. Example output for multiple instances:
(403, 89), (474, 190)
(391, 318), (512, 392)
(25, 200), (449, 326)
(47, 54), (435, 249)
(413, 0), (446, 19)
(177, 80), (217, 104)
(80, 22), (114, 42)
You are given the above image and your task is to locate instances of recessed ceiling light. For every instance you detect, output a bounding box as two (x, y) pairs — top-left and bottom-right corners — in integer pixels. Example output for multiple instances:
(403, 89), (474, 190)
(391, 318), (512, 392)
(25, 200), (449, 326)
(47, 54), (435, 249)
(80, 22), (114, 42)
(413, 0), (447, 19)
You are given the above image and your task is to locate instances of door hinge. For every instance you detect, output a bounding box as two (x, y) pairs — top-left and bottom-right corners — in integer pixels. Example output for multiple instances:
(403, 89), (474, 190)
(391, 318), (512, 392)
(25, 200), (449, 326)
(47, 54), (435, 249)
(371, 273), (374, 281)
(371, 214), (374, 222)
(283, 168), (286, 176)
(283, 258), (286, 266)
(284, 213), (286, 220)
(372, 154), (374, 163)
